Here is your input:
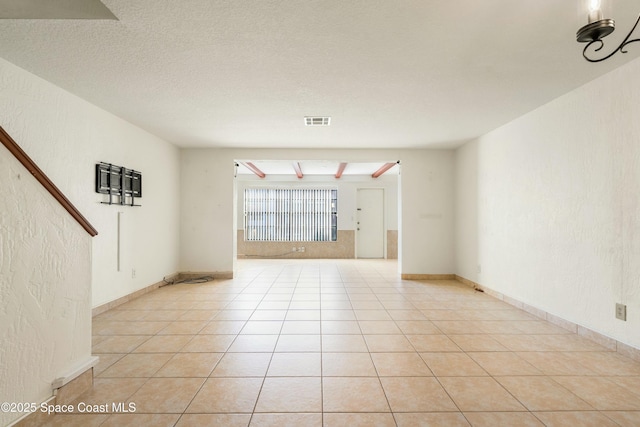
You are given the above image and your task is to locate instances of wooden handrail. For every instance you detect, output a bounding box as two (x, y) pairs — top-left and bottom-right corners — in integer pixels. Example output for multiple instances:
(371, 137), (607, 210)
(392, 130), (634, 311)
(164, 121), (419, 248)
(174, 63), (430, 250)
(0, 127), (98, 237)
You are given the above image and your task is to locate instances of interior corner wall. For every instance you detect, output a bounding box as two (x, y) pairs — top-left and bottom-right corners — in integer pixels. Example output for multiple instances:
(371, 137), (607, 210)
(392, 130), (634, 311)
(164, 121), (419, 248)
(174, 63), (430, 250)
(455, 56), (640, 349)
(0, 57), (181, 309)
(179, 148), (455, 275)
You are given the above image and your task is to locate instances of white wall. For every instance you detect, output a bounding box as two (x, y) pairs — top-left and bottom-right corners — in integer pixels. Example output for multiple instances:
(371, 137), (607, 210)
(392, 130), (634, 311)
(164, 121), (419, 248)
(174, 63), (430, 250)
(0, 58), (181, 309)
(455, 56), (640, 349)
(180, 148), (455, 275)
(0, 131), (92, 426)
(400, 150), (455, 274)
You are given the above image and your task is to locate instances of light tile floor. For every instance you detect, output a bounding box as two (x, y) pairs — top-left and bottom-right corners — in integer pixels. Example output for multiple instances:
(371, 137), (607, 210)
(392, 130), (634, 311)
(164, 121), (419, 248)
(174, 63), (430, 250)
(49, 260), (640, 426)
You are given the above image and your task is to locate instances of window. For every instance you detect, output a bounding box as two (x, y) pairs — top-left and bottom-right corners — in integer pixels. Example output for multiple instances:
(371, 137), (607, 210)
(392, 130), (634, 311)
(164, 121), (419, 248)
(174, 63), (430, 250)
(244, 188), (337, 242)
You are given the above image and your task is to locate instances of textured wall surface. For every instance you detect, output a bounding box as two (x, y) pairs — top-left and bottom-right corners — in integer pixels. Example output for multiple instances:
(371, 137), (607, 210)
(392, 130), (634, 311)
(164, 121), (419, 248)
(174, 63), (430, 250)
(0, 57), (181, 308)
(455, 56), (640, 349)
(0, 146), (92, 426)
(0, 57), (181, 423)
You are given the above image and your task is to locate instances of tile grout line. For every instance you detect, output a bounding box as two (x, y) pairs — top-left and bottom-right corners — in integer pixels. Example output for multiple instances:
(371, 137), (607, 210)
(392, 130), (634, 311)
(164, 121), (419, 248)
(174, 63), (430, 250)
(86, 260), (640, 426)
(169, 273), (259, 424)
(367, 277), (400, 425)
(248, 263), (300, 424)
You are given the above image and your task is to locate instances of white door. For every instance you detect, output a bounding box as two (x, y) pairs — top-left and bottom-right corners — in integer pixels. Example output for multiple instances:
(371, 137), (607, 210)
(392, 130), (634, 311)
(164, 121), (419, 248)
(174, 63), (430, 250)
(356, 188), (384, 258)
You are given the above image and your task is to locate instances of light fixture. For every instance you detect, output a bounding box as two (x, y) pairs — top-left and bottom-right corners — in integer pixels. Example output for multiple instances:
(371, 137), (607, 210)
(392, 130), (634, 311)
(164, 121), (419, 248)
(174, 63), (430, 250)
(577, 0), (640, 62)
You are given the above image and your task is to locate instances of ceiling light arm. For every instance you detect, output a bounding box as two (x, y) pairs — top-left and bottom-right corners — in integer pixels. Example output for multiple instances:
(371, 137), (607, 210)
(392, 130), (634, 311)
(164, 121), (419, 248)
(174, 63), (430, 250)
(579, 13), (640, 62)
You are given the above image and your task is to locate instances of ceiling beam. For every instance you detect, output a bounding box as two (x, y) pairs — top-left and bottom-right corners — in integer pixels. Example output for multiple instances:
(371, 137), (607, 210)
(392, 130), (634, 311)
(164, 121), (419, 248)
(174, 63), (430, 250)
(335, 162), (347, 179)
(242, 162), (265, 178)
(371, 162), (397, 178)
(293, 162), (303, 179)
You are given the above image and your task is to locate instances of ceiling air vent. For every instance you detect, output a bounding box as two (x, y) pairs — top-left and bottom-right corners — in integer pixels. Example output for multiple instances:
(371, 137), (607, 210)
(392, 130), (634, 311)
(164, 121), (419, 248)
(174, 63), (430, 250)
(305, 116), (331, 126)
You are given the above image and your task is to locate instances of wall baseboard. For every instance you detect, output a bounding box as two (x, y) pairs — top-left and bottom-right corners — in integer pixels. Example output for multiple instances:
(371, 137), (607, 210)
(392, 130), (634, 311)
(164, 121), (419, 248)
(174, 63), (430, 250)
(92, 276), (172, 316)
(53, 366), (94, 405)
(455, 275), (640, 362)
(12, 365), (94, 427)
(179, 271), (233, 280)
(52, 356), (99, 390)
(92, 271), (232, 316)
(401, 274), (456, 280)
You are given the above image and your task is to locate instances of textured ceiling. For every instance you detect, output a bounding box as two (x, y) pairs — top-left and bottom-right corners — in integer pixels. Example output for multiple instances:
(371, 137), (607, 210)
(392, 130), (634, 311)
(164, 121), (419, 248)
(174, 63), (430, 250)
(0, 0), (639, 149)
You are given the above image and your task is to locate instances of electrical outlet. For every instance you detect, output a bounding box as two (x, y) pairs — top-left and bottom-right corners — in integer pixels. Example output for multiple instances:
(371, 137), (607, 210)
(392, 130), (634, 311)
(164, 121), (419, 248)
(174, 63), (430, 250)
(616, 303), (627, 321)
(477, 264), (482, 274)
(132, 269), (136, 279)
(292, 247), (297, 252)
(300, 246), (305, 252)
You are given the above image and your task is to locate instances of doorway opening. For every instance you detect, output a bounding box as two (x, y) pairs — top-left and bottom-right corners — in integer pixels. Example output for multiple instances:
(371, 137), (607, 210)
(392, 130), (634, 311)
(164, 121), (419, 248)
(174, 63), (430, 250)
(232, 160), (400, 267)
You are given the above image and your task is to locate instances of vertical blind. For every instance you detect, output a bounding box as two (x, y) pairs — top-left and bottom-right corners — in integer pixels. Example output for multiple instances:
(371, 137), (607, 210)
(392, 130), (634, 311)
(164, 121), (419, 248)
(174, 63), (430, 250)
(244, 188), (337, 241)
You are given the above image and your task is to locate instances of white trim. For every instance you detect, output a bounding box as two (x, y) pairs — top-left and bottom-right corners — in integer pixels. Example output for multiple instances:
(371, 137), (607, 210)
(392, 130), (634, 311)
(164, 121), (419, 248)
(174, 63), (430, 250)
(51, 356), (99, 389)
